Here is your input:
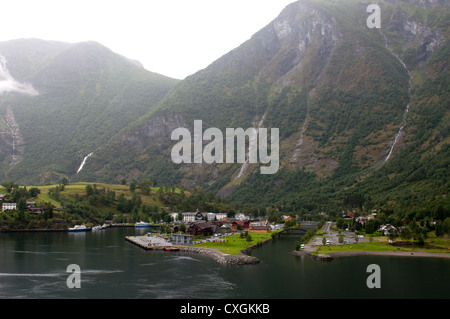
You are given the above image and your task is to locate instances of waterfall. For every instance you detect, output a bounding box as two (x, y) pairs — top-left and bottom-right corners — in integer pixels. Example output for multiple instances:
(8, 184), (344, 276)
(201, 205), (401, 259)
(379, 31), (413, 162)
(76, 152), (94, 174)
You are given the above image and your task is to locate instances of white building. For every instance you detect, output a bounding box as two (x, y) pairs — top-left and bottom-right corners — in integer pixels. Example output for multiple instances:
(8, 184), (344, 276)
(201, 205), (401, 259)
(235, 213), (250, 221)
(182, 212), (197, 222)
(170, 213), (179, 221)
(216, 213), (227, 220)
(2, 203), (17, 211)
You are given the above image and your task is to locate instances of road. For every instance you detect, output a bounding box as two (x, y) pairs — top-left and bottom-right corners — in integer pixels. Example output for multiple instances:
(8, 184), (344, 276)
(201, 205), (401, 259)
(302, 221), (369, 252)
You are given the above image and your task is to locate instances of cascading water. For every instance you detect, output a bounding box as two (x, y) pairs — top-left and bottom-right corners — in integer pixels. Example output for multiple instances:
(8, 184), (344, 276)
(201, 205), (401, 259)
(76, 152), (94, 174)
(379, 31), (413, 162)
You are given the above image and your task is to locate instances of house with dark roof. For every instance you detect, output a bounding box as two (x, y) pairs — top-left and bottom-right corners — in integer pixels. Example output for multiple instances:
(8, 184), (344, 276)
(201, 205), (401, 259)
(188, 222), (219, 236)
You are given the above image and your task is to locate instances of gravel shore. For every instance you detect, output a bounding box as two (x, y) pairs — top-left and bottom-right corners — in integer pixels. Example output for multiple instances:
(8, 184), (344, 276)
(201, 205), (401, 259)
(328, 250), (450, 258)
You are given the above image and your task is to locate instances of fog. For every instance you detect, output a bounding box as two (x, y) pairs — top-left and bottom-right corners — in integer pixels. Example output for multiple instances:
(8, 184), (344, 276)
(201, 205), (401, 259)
(0, 55), (38, 96)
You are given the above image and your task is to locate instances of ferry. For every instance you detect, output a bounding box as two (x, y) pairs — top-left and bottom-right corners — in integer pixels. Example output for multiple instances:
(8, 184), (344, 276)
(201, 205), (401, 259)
(68, 225), (92, 232)
(135, 221), (151, 228)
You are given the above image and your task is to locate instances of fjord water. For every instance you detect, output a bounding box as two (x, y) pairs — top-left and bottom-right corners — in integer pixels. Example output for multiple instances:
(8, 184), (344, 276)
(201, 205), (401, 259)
(0, 228), (449, 299)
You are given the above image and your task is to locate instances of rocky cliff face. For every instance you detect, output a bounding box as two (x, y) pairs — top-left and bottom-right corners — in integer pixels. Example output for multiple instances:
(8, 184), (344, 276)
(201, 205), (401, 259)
(80, 0), (448, 196)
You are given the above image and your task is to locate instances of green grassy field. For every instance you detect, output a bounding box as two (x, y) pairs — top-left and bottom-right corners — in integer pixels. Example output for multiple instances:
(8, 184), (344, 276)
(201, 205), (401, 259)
(33, 182), (166, 209)
(193, 231), (279, 255)
(316, 236), (450, 255)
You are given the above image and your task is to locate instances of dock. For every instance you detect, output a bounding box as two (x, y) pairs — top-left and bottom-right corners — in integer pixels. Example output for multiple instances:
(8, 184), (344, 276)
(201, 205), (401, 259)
(125, 235), (173, 250)
(125, 235), (260, 265)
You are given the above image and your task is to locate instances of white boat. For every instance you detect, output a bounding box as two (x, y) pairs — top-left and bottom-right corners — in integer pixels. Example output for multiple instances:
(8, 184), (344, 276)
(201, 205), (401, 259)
(101, 223), (110, 229)
(135, 221), (151, 228)
(92, 225), (102, 231)
(68, 225), (91, 232)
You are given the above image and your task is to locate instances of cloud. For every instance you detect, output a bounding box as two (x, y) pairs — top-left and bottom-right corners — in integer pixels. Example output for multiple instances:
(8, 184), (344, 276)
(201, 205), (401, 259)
(0, 55), (39, 96)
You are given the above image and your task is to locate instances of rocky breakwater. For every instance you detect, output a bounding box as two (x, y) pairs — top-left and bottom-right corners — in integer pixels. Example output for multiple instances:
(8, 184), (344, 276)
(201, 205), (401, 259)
(292, 250), (333, 261)
(125, 236), (260, 265)
(178, 246), (260, 265)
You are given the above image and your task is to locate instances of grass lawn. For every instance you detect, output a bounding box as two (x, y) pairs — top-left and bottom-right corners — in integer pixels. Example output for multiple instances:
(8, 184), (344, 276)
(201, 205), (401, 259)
(317, 238), (450, 254)
(318, 241), (400, 253)
(33, 182), (168, 209)
(193, 232), (278, 255)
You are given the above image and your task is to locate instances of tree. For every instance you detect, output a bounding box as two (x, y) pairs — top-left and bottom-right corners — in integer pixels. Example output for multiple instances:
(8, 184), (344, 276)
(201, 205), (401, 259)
(17, 198), (27, 212)
(139, 179), (152, 195)
(43, 202), (54, 220)
(1, 181), (18, 193)
(28, 187), (41, 198)
(387, 227), (398, 243)
(400, 226), (413, 241)
(129, 180), (137, 193)
(85, 185), (94, 197)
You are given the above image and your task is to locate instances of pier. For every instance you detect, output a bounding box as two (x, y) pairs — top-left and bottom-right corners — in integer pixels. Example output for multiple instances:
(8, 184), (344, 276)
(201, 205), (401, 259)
(125, 235), (260, 265)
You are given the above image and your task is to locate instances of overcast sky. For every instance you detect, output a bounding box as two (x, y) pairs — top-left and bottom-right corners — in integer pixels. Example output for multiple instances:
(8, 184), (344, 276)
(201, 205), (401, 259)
(0, 0), (295, 79)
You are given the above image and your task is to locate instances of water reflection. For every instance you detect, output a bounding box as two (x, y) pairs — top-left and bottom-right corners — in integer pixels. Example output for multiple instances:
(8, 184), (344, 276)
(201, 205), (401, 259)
(0, 228), (449, 299)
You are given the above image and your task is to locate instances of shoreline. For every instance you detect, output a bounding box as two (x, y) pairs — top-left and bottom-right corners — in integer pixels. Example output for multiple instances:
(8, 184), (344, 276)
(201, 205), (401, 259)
(328, 250), (450, 258)
(125, 236), (260, 265)
(292, 249), (450, 260)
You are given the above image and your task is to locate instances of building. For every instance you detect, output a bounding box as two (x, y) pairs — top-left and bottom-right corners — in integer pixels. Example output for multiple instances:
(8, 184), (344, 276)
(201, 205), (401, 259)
(0, 194), (8, 200)
(356, 216), (368, 225)
(188, 222), (219, 236)
(248, 225), (271, 233)
(182, 212), (197, 222)
(235, 213), (250, 221)
(2, 203), (17, 211)
(172, 234), (193, 246)
(216, 213), (227, 220)
(29, 207), (44, 213)
(232, 220), (249, 231)
(170, 213), (179, 221)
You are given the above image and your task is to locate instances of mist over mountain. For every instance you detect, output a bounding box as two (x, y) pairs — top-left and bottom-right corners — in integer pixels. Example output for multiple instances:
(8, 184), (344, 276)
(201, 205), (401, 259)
(0, 38), (179, 184)
(0, 0), (448, 215)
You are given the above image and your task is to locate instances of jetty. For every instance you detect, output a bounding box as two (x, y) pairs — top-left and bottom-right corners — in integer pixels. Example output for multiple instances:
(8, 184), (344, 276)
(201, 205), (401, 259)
(125, 235), (260, 265)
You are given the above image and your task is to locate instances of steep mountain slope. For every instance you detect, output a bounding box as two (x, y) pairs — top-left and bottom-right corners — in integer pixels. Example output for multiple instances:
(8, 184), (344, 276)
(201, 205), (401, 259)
(0, 39), (179, 184)
(80, 0), (448, 214)
(0, 0), (448, 217)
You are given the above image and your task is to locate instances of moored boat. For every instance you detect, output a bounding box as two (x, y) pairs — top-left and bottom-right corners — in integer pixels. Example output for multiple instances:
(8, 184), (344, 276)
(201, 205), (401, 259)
(68, 225), (92, 232)
(135, 221), (151, 228)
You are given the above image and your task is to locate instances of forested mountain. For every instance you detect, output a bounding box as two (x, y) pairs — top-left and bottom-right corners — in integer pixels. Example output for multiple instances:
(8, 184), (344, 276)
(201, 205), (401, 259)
(0, 39), (179, 184)
(0, 0), (448, 218)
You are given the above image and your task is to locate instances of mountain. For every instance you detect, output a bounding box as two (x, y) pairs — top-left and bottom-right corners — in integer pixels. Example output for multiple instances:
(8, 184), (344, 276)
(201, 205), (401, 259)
(0, 38), (179, 184)
(0, 0), (448, 218)
(74, 0), (448, 214)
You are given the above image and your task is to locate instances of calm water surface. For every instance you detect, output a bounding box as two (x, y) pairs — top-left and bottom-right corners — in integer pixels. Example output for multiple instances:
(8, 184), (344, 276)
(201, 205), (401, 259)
(0, 228), (449, 299)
